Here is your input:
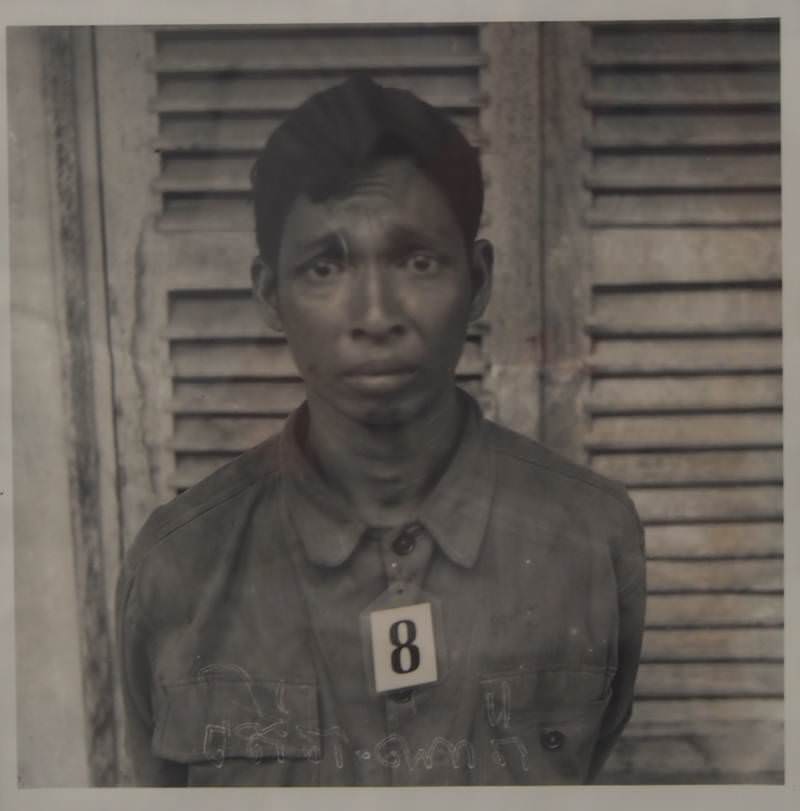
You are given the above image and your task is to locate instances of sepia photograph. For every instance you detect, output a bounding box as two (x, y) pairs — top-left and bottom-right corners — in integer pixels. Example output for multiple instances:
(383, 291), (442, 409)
(5, 5), (789, 795)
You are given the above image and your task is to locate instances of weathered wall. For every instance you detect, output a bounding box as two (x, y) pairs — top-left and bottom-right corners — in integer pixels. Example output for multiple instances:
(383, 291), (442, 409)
(9, 28), (90, 787)
(10, 26), (121, 787)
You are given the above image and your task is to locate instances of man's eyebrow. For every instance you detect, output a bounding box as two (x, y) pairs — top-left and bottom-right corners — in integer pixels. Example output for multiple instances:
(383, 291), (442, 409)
(287, 232), (346, 263)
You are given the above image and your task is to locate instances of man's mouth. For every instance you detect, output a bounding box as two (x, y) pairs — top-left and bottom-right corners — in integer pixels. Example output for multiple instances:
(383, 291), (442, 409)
(343, 363), (418, 392)
(345, 360), (417, 376)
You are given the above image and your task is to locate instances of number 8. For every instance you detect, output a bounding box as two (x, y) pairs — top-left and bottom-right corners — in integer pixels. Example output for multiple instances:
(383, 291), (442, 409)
(389, 619), (420, 674)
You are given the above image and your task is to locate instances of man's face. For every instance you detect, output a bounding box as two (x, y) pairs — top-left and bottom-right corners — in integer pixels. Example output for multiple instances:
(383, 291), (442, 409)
(254, 157), (492, 427)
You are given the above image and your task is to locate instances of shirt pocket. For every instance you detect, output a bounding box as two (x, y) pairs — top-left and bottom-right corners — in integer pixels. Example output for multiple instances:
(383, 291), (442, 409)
(476, 667), (613, 784)
(152, 675), (320, 770)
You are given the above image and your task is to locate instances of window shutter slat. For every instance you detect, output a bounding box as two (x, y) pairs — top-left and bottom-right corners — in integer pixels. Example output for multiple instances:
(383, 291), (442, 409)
(587, 414), (782, 451)
(636, 663), (781, 697)
(588, 376), (782, 413)
(153, 74), (483, 114)
(154, 26), (484, 69)
(643, 628), (782, 660)
(645, 523), (782, 559)
(646, 594), (781, 627)
(628, 485), (782, 523)
(647, 560), (781, 593)
(592, 449), (782, 487)
(636, 699), (782, 724)
(592, 229), (780, 284)
(588, 337), (781, 374)
(590, 111), (779, 146)
(588, 288), (781, 335)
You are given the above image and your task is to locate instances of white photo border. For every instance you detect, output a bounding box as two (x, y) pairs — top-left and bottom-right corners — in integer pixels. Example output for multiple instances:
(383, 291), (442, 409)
(0, 1), (797, 809)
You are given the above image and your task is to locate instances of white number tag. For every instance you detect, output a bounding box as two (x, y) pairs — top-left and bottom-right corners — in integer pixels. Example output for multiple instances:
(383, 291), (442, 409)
(369, 602), (438, 694)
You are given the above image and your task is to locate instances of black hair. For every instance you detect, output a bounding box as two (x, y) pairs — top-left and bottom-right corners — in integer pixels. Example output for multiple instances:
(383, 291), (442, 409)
(251, 76), (484, 268)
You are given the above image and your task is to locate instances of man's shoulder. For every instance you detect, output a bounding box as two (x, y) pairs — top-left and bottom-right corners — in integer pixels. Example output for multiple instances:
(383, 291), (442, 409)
(483, 417), (638, 522)
(120, 433), (282, 581)
(482, 418), (645, 591)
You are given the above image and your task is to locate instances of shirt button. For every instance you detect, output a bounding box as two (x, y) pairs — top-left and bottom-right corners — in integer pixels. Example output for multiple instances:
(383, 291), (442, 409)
(540, 729), (565, 751)
(392, 532), (416, 556)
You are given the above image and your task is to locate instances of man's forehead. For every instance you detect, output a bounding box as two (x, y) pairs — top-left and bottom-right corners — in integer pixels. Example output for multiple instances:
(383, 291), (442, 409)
(280, 157), (462, 253)
(320, 156), (428, 212)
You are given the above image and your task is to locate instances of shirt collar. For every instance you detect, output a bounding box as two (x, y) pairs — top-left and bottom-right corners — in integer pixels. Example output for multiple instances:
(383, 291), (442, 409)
(279, 390), (496, 569)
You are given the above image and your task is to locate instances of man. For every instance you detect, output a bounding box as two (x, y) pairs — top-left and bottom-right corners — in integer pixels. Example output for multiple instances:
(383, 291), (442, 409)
(117, 76), (646, 787)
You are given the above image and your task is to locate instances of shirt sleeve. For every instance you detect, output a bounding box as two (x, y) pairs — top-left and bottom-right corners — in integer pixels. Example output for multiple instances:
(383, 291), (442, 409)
(587, 496), (647, 782)
(116, 541), (188, 786)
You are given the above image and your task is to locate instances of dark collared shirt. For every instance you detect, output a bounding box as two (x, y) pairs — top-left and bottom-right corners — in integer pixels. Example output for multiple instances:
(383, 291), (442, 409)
(117, 393), (646, 786)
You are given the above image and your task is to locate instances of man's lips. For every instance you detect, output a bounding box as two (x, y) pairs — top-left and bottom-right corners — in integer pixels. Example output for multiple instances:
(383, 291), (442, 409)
(343, 361), (418, 377)
(342, 362), (419, 392)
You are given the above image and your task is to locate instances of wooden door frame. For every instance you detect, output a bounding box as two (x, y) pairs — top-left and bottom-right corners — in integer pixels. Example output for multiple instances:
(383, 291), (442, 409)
(14, 26), (124, 785)
(540, 22), (593, 462)
(479, 23), (545, 440)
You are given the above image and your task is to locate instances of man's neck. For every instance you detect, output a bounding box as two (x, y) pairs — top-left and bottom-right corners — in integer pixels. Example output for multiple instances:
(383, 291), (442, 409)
(305, 387), (466, 527)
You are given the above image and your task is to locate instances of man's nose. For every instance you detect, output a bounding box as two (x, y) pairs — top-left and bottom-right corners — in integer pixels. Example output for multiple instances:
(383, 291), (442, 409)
(349, 265), (406, 341)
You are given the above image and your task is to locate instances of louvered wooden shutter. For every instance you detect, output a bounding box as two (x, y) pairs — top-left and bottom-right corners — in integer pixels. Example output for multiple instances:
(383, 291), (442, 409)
(573, 20), (782, 782)
(145, 25), (489, 492)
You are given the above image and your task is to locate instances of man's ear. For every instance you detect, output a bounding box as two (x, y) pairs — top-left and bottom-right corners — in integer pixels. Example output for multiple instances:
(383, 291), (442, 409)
(468, 238), (494, 321)
(251, 256), (284, 333)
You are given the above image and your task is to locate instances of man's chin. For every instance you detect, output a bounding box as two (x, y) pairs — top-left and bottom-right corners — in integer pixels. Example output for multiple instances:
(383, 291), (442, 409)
(357, 400), (416, 428)
(309, 381), (456, 429)
(344, 387), (444, 429)
(354, 387), (458, 430)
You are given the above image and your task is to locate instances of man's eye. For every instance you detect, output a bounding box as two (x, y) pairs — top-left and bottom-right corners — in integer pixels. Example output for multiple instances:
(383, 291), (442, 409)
(301, 259), (341, 281)
(404, 253), (440, 274)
